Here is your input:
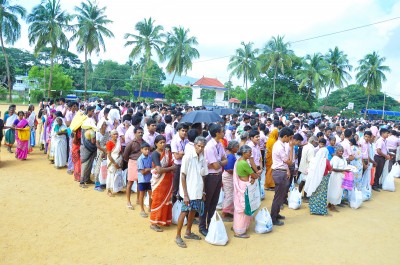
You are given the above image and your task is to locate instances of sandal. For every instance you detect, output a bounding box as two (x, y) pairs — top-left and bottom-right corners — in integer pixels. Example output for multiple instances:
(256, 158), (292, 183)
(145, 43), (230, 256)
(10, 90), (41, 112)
(94, 187), (103, 192)
(127, 204), (134, 210)
(234, 233), (250, 239)
(184, 232), (201, 240)
(150, 225), (163, 232)
(175, 237), (187, 248)
(79, 184), (88, 189)
(140, 211), (148, 218)
(107, 190), (114, 197)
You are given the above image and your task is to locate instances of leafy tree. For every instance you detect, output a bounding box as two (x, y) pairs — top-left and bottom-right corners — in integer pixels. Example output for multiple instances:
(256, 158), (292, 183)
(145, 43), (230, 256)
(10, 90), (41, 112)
(0, 53), (15, 87)
(355, 51), (390, 117)
(228, 41), (259, 109)
(28, 64), (73, 97)
(163, 84), (192, 103)
(27, 0), (72, 98)
(259, 35), (294, 110)
(90, 60), (130, 91)
(200, 89), (216, 104)
(124, 17), (164, 98)
(163, 26), (199, 84)
(322, 47), (352, 113)
(129, 58), (165, 93)
(71, 0), (114, 100)
(0, 0), (26, 102)
(36, 47), (82, 67)
(296, 53), (330, 99)
(1, 48), (38, 75)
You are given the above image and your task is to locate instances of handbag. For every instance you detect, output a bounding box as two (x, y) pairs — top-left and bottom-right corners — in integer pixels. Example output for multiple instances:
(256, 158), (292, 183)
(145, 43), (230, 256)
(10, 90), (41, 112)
(288, 187), (302, 210)
(18, 127), (30, 141)
(244, 179), (261, 216)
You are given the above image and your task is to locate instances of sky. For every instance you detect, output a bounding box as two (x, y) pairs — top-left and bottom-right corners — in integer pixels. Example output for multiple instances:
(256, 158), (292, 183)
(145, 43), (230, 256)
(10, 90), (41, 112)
(11, 0), (400, 101)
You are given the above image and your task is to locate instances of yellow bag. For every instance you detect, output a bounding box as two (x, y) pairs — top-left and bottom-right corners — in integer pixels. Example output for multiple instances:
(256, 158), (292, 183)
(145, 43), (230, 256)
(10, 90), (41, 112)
(69, 111), (87, 132)
(18, 127), (30, 141)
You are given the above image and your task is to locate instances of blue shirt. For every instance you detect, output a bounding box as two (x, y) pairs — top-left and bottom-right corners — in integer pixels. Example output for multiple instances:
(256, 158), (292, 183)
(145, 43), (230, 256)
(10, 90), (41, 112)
(224, 153), (236, 171)
(137, 154), (152, 183)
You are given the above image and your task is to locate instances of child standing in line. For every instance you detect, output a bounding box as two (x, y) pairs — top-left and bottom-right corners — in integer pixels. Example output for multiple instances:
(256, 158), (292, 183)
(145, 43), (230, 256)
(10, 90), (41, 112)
(137, 142), (153, 218)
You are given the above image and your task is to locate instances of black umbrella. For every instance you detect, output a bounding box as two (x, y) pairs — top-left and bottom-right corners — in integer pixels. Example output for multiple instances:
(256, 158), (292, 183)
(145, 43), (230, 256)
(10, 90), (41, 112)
(213, 108), (237, 115)
(180, 110), (224, 124)
(255, 104), (272, 112)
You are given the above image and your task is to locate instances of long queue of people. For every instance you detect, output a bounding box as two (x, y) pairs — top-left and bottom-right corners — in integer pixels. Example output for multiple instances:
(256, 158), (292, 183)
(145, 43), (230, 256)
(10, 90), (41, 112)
(1, 99), (399, 248)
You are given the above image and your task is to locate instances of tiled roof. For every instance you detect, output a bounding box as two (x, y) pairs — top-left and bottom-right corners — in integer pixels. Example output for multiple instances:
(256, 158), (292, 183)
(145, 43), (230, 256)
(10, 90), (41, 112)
(193, 77), (225, 88)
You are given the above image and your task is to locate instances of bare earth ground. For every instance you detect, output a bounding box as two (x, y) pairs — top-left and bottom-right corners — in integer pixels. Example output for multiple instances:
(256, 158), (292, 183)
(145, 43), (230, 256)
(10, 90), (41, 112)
(1, 104), (400, 265)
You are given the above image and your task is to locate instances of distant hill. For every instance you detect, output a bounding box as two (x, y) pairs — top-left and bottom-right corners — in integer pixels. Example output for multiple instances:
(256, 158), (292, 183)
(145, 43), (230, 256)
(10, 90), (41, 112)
(163, 74), (198, 86)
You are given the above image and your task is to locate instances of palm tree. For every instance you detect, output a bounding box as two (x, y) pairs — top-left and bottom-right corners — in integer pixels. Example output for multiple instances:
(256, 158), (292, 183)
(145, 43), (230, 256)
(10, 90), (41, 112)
(260, 35), (294, 111)
(322, 47), (352, 113)
(163, 26), (199, 84)
(228, 41), (259, 109)
(71, 0), (114, 100)
(124, 17), (164, 98)
(0, 0), (26, 102)
(355, 51), (390, 118)
(296, 53), (330, 99)
(27, 0), (72, 98)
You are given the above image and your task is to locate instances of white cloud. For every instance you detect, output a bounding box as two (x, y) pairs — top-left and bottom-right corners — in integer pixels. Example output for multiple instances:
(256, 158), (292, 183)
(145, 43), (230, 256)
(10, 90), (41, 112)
(11, 0), (400, 99)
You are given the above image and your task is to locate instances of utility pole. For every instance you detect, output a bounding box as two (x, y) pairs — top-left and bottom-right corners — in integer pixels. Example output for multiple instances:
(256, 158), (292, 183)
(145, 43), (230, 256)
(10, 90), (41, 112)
(382, 93), (386, 120)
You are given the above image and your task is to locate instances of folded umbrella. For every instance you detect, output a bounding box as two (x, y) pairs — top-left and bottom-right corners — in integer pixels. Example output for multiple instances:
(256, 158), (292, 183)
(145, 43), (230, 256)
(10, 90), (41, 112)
(180, 110), (224, 124)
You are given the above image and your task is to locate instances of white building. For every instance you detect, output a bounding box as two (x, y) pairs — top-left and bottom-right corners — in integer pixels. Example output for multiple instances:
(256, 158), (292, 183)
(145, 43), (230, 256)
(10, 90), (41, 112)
(189, 77), (228, 107)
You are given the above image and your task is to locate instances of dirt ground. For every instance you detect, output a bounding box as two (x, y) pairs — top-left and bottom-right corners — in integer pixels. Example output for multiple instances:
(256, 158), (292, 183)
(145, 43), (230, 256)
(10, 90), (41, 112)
(1, 104), (400, 265)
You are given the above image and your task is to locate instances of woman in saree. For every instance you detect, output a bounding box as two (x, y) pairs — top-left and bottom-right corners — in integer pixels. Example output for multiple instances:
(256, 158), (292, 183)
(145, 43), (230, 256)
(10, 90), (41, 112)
(4, 105), (17, 153)
(305, 142), (332, 216)
(14, 111), (30, 160)
(47, 110), (57, 160)
(72, 128), (82, 182)
(150, 135), (176, 232)
(79, 128), (97, 188)
(37, 108), (45, 151)
(93, 120), (111, 191)
(233, 145), (259, 238)
(27, 105), (36, 153)
(51, 117), (68, 168)
(105, 129), (122, 197)
(264, 128), (279, 190)
(349, 138), (363, 190)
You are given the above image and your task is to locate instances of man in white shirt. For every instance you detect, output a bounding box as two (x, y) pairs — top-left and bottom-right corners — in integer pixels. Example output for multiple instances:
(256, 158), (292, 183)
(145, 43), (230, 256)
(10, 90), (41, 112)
(298, 136), (318, 197)
(175, 136), (208, 248)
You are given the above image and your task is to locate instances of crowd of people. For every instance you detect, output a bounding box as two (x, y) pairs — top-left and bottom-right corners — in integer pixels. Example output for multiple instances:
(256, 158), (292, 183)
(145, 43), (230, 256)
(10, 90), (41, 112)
(1, 98), (399, 248)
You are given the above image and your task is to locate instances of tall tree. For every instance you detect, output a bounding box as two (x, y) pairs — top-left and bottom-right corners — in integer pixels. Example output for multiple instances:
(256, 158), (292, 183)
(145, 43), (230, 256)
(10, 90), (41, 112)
(355, 51), (390, 117)
(71, 0), (114, 100)
(259, 35), (293, 111)
(27, 0), (72, 98)
(163, 26), (199, 84)
(228, 41), (259, 109)
(124, 17), (164, 98)
(322, 47), (352, 113)
(0, 0), (26, 102)
(296, 53), (330, 99)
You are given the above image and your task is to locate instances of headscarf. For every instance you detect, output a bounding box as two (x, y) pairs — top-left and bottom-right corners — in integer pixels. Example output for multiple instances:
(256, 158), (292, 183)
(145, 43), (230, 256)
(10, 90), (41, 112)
(304, 147), (329, 196)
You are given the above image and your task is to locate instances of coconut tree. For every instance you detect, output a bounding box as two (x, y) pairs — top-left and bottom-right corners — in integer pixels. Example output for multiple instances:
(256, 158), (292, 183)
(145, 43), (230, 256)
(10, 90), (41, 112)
(322, 47), (352, 113)
(0, 0), (26, 102)
(163, 26), (199, 84)
(124, 17), (164, 98)
(228, 41), (259, 109)
(71, 0), (114, 100)
(27, 0), (72, 98)
(296, 53), (330, 99)
(259, 35), (294, 111)
(355, 51), (390, 118)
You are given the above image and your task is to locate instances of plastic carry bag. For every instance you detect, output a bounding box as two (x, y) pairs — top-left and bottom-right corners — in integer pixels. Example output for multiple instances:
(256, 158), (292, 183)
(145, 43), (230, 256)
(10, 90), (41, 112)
(205, 211), (228, 246)
(297, 173), (305, 185)
(390, 162), (400, 178)
(349, 188), (363, 209)
(382, 169), (396, 192)
(144, 192), (149, 207)
(244, 179), (261, 216)
(99, 159), (107, 185)
(216, 188), (224, 210)
(131, 181), (137, 193)
(288, 187), (302, 210)
(380, 161), (389, 185)
(112, 169), (124, 193)
(361, 185), (372, 201)
(172, 201), (187, 225)
(254, 208), (273, 234)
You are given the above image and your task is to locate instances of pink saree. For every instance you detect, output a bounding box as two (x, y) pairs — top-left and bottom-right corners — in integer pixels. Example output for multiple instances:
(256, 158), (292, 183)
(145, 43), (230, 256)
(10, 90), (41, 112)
(15, 119), (29, 160)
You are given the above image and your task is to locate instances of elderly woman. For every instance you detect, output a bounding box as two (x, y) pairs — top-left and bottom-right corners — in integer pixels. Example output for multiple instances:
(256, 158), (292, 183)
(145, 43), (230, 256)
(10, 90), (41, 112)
(93, 120), (111, 191)
(327, 145), (349, 212)
(239, 131), (249, 148)
(106, 130), (123, 197)
(51, 117), (68, 168)
(150, 135), (176, 232)
(221, 140), (239, 222)
(305, 141), (332, 216)
(349, 138), (363, 190)
(233, 145), (260, 238)
(80, 128), (97, 188)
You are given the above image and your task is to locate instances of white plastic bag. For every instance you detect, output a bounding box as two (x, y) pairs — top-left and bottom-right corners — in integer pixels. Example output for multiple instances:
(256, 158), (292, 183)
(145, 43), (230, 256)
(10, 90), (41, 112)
(172, 201), (187, 225)
(112, 169), (124, 193)
(288, 187), (302, 210)
(361, 185), (372, 201)
(382, 169), (396, 192)
(99, 159), (107, 185)
(390, 162), (400, 178)
(349, 188), (363, 209)
(216, 189), (224, 210)
(260, 187), (265, 200)
(205, 211), (228, 246)
(122, 169), (128, 188)
(144, 192), (149, 207)
(131, 181), (137, 193)
(297, 173), (305, 185)
(380, 161), (389, 184)
(254, 208), (273, 234)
